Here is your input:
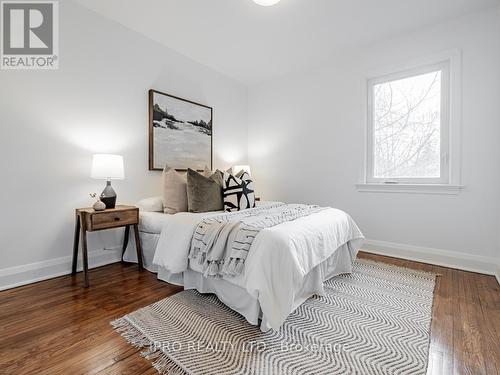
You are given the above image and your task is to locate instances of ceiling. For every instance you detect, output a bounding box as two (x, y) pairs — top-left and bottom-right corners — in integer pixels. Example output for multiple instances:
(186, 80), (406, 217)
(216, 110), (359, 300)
(75, 0), (498, 85)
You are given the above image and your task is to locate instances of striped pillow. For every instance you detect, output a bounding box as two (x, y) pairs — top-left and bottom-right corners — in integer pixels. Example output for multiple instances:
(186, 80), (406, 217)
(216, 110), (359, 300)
(222, 172), (256, 212)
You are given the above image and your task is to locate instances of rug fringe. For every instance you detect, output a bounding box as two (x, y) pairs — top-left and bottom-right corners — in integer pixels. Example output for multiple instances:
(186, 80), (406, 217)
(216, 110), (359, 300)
(111, 318), (151, 348)
(110, 318), (188, 375)
(153, 353), (187, 375)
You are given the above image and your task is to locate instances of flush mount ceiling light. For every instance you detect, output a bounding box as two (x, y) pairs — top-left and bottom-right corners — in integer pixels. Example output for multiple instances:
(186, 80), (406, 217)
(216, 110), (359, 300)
(252, 0), (281, 6)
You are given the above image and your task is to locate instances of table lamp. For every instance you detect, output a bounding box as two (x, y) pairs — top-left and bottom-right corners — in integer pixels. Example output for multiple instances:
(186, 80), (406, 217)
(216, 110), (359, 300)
(90, 154), (124, 209)
(232, 165), (251, 177)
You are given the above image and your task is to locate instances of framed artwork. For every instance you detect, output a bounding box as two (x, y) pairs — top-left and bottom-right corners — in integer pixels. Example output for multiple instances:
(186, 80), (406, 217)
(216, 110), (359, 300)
(149, 89), (213, 171)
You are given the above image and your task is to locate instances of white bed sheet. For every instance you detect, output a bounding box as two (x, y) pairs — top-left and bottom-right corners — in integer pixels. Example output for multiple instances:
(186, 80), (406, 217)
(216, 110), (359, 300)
(139, 211), (172, 234)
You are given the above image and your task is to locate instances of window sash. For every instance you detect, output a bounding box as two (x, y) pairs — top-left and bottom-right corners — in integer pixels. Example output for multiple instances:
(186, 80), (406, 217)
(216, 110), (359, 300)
(366, 61), (451, 184)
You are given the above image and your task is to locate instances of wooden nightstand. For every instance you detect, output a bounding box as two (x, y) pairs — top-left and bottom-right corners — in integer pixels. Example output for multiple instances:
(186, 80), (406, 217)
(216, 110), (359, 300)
(71, 205), (143, 287)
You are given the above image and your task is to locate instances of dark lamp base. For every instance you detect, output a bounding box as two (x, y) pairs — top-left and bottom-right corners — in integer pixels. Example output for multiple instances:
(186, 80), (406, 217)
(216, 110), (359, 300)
(100, 196), (116, 209)
(100, 180), (117, 209)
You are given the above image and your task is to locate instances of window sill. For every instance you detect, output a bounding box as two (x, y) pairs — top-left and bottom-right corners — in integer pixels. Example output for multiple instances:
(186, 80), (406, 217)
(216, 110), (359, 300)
(355, 183), (464, 195)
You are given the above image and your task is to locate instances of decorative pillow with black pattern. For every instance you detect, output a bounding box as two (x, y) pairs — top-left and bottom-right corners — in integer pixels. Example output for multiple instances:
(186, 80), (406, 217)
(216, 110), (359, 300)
(222, 172), (256, 212)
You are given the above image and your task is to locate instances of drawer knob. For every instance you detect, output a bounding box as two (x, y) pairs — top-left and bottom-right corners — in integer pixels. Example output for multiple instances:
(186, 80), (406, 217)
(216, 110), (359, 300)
(114, 217), (120, 221)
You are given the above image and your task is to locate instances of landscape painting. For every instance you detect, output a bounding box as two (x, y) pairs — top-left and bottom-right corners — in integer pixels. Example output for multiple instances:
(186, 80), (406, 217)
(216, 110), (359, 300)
(149, 89), (212, 171)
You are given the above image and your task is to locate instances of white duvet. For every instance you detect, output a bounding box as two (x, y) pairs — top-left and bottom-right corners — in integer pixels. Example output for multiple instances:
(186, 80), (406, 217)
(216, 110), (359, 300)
(152, 202), (364, 330)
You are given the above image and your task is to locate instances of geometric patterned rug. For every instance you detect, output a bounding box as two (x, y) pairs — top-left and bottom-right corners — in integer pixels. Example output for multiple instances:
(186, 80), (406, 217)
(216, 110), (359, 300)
(112, 259), (436, 375)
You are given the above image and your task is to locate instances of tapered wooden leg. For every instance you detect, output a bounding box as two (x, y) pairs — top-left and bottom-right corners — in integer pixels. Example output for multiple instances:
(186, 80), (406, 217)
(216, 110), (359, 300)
(122, 225), (130, 260)
(133, 224), (143, 271)
(71, 213), (81, 275)
(81, 225), (89, 288)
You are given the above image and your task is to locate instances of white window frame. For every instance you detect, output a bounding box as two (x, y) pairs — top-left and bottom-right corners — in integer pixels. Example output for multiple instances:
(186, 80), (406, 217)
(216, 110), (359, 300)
(359, 50), (463, 194)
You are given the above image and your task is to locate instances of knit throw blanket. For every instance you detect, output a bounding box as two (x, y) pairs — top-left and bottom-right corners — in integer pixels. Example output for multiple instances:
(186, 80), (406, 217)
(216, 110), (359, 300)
(189, 203), (327, 277)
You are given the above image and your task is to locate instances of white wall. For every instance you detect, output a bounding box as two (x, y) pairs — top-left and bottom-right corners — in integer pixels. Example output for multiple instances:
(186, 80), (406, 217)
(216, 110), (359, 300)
(1, 3), (499, 290)
(0, 1), (248, 288)
(248, 9), (500, 275)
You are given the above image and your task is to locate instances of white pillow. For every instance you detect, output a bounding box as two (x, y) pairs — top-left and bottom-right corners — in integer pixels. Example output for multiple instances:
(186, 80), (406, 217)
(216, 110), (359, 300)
(137, 196), (164, 212)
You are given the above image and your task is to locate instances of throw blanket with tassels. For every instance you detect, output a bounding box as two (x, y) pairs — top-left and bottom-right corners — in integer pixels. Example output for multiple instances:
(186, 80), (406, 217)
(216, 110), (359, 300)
(189, 203), (327, 277)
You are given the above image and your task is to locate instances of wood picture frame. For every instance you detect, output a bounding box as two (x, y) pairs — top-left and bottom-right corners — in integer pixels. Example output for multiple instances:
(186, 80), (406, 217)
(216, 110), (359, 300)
(148, 89), (213, 171)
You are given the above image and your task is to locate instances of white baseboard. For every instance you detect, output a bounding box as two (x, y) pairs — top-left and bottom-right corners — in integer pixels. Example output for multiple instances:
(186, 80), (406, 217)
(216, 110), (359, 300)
(2, 240), (498, 291)
(497, 263), (500, 286)
(0, 247), (122, 291)
(362, 239), (500, 284)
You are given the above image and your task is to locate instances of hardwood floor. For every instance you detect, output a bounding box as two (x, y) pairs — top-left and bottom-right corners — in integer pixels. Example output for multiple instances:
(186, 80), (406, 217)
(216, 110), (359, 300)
(359, 253), (500, 375)
(0, 252), (498, 375)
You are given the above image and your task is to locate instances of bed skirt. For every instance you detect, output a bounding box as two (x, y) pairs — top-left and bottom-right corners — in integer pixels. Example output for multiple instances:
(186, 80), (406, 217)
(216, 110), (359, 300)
(124, 230), (356, 331)
(158, 243), (355, 331)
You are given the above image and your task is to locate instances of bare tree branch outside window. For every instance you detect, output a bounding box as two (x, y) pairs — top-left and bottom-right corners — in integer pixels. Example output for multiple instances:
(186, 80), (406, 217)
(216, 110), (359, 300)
(373, 70), (441, 178)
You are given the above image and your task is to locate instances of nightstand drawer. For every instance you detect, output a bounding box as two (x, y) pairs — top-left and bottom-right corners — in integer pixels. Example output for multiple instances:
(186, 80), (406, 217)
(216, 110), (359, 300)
(90, 209), (138, 230)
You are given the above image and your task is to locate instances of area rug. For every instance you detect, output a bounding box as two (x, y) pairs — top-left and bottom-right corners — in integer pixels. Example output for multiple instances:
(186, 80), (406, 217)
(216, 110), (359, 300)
(112, 259), (436, 375)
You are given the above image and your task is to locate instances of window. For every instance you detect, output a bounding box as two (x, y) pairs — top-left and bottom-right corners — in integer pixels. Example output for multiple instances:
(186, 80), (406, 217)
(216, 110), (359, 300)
(366, 62), (450, 184)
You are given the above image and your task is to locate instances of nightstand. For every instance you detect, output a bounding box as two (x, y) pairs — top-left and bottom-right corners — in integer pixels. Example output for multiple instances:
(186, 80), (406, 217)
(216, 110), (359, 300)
(71, 205), (143, 287)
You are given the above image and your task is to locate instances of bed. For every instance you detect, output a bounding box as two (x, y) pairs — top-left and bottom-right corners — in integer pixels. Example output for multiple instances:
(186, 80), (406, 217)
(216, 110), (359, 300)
(123, 200), (364, 331)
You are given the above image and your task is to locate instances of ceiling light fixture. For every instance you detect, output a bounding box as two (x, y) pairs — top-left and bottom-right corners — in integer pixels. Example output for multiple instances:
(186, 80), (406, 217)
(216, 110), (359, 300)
(252, 0), (281, 6)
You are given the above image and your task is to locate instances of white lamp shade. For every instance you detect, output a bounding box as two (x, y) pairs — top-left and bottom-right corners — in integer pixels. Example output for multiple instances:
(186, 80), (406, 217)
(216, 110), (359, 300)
(90, 154), (124, 180)
(232, 165), (251, 176)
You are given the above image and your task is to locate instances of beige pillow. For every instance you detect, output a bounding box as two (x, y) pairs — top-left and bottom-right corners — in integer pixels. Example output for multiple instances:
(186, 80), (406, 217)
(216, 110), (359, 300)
(226, 167), (245, 178)
(162, 166), (188, 214)
(210, 169), (224, 187)
(202, 165), (212, 177)
(137, 196), (164, 212)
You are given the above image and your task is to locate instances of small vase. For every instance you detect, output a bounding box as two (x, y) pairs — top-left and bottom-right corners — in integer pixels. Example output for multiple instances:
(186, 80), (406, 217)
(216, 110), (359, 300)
(93, 200), (106, 211)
